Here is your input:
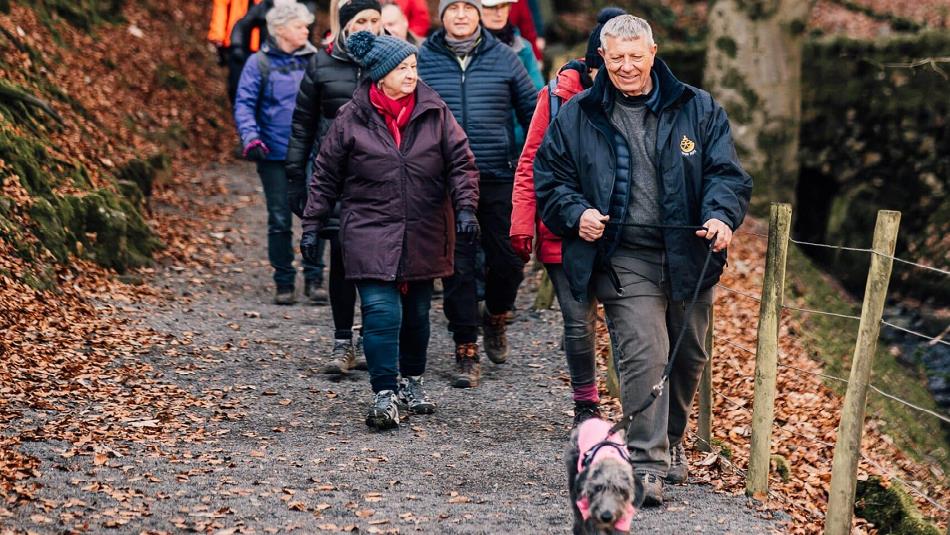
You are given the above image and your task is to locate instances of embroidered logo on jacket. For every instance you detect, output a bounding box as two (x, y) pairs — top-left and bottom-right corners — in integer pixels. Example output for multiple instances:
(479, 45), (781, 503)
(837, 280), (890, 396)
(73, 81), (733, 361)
(680, 135), (696, 156)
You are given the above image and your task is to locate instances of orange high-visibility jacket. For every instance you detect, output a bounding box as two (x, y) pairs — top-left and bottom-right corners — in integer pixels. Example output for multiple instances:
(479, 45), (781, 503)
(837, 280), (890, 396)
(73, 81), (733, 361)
(208, 0), (262, 49)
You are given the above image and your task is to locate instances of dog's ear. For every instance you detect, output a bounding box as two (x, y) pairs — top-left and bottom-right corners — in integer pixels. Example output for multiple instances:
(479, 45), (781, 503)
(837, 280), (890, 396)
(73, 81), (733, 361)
(573, 467), (588, 498)
(631, 471), (645, 508)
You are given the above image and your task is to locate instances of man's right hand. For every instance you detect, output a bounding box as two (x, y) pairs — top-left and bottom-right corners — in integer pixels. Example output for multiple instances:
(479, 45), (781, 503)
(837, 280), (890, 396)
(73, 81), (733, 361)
(578, 209), (609, 242)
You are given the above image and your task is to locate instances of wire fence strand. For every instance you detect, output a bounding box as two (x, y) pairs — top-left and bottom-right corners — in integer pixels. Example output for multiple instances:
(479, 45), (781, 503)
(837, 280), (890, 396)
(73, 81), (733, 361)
(789, 238), (874, 253)
(887, 255), (950, 277)
(716, 283), (762, 302)
(781, 304), (862, 321)
(880, 320), (950, 347)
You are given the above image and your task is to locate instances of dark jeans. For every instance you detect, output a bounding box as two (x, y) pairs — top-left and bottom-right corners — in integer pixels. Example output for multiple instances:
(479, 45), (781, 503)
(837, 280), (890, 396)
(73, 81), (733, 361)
(329, 235), (357, 340)
(357, 280), (434, 393)
(256, 161), (322, 289)
(443, 181), (525, 344)
(546, 263), (598, 392)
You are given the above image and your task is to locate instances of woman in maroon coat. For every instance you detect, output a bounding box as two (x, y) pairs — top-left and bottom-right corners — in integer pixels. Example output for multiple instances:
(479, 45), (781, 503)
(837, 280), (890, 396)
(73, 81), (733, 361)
(301, 31), (479, 430)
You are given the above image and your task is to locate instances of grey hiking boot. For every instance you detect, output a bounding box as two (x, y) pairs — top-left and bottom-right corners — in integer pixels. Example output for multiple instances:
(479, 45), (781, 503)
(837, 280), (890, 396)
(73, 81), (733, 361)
(321, 339), (355, 374)
(304, 279), (329, 305)
(351, 326), (368, 371)
(365, 390), (399, 430)
(397, 376), (436, 414)
(274, 286), (295, 305)
(666, 442), (688, 484)
(482, 312), (509, 364)
(451, 343), (480, 388)
(637, 473), (664, 507)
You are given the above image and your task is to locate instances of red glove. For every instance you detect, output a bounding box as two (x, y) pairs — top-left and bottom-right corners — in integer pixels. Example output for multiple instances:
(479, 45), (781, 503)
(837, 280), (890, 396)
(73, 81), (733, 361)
(510, 235), (533, 263)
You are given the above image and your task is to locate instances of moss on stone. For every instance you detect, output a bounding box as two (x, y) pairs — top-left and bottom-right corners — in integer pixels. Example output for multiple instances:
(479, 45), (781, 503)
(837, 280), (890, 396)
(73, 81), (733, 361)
(715, 36), (738, 58)
(855, 476), (940, 535)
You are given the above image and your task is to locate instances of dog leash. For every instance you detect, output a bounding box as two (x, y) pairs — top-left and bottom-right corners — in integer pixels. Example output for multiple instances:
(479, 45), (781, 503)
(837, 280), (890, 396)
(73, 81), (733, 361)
(603, 224), (719, 437)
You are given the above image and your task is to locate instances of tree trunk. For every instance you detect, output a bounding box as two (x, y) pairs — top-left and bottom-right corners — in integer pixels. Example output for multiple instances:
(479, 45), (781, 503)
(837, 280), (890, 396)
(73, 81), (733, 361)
(703, 0), (814, 214)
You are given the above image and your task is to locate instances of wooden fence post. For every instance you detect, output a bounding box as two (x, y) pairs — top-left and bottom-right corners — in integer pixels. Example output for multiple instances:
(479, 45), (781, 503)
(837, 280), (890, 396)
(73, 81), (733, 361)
(697, 306), (714, 452)
(824, 210), (901, 535)
(746, 203), (793, 498)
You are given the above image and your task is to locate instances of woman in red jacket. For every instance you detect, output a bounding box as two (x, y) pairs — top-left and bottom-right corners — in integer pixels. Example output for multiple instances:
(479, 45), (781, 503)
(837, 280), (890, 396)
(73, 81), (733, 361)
(509, 7), (625, 426)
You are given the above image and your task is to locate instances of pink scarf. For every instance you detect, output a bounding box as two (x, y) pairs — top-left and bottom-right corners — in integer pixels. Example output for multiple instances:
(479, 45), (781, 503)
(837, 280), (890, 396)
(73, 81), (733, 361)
(575, 419), (636, 531)
(369, 82), (416, 148)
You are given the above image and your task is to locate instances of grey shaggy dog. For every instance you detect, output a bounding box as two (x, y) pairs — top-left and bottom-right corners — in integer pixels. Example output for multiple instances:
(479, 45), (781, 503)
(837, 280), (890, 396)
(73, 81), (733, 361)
(567, 424), (644, 535)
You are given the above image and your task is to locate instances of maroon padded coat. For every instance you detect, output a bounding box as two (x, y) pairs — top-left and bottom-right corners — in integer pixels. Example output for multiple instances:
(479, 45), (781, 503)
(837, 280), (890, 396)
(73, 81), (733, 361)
(302, 80), (479, 282)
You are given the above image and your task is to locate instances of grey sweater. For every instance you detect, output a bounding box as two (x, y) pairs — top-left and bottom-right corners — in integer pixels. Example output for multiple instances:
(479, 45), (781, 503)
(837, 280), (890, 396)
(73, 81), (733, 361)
(609, 89), (663, 252)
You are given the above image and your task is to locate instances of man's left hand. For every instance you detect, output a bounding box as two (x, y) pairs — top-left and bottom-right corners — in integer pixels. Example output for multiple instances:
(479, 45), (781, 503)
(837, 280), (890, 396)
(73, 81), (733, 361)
(695, 218), (733, 252)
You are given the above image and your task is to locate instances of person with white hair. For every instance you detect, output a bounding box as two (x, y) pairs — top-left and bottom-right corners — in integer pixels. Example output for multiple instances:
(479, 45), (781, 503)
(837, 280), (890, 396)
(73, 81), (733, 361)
(233, 0), (318, 305)
(534, 15), (752, 506)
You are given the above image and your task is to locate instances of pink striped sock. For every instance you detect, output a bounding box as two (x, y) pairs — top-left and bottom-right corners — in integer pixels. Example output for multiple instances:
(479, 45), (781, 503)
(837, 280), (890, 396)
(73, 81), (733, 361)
(572, 384), (600, 403)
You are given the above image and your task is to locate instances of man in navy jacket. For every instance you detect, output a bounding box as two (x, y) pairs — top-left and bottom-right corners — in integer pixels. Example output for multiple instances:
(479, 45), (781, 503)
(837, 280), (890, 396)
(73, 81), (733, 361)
(534, 15), (752, 506)
(418, 0), (537, 388)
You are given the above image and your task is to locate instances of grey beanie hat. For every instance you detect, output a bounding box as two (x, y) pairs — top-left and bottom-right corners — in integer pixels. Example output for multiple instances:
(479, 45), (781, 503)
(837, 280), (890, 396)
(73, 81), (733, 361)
(347, 31), (418, 81)
(439, 0), (482, 20)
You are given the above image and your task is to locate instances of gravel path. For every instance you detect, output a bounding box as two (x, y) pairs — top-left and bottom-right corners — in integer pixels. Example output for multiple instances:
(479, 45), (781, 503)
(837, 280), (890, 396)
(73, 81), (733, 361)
(10, 162), (784, 533)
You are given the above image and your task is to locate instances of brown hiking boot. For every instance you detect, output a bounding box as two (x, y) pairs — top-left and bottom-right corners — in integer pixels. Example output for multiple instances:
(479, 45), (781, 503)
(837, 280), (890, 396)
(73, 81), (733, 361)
(482, 312), (509, 364)
(321, 339), (355, 374)
(451, 342), (480, 388)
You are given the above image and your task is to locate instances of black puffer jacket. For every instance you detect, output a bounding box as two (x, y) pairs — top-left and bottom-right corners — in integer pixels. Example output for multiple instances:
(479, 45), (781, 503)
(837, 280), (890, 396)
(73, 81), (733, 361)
(285, 42), (366, 183)
(418, 28), (537, 182)
(228, 0), (273, 63)
(534, 59), (752, 301)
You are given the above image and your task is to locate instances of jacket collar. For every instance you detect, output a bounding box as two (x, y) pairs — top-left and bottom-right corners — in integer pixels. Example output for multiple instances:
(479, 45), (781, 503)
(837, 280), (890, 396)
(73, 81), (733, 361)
(578, 56), (690, 122)
(261, 38), (318, 57)
(350, 79), (445, 125)
(554, 59), (592, 99)
(424, 27), (499, 59)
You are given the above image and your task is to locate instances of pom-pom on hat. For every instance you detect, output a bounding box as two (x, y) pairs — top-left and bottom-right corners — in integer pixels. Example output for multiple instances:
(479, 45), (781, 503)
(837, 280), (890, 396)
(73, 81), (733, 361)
(347, 31), (418, 81)
(585, 7), (627, 70)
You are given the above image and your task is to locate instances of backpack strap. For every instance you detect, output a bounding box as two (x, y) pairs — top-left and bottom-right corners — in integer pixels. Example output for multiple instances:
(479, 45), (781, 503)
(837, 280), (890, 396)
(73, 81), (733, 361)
(256, 52), (271, 107)
(547, 78), (561, 125)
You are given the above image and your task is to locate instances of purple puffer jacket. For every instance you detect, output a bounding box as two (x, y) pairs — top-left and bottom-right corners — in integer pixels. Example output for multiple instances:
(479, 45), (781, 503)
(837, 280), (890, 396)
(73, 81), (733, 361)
(302, 80), (479, 282)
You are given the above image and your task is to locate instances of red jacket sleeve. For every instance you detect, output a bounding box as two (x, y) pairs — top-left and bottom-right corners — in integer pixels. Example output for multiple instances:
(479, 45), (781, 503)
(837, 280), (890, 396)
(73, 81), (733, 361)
(400, 0), (431, 38)
(510, 85), (551, 238)
(509, 1), (541, 59)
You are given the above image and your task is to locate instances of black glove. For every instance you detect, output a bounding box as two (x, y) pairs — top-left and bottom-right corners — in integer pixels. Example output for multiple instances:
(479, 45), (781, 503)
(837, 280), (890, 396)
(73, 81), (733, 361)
(300, 231), (321, 264)
(456, 209), (480, 243)
(288, 177), (307, 218)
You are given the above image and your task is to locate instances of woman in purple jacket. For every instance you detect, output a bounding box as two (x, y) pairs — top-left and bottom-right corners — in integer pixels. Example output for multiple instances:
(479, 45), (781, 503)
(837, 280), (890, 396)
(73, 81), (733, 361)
(233, 0), (317, 304)
(300, 32), (480, 430)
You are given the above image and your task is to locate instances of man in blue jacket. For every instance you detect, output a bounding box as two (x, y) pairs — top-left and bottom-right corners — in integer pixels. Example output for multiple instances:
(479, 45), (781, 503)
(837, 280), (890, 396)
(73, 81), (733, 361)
(534, 15), (752, 506)
(418, 0), (537, 388)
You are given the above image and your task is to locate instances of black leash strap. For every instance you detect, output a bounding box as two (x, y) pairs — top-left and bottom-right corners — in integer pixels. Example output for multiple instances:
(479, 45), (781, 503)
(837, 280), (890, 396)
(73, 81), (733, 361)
(608, 222), (708, 232)
(606, 227), (718, 437)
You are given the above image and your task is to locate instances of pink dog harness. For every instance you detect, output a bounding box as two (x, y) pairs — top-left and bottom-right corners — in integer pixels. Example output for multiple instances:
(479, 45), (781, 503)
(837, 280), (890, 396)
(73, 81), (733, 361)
(575, 419), (636, 532)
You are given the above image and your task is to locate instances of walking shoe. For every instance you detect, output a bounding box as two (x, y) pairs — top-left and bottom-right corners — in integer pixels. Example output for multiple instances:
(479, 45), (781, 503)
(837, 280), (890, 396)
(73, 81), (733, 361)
(397, 376), (436, 414)
(571, 401), (602, 427)
(451, 342), (480, 388)
(666, 442), (688, 484)
(351, 326), (368, 371)
(365, 390), (399, 430)
(482, 312), (509, 364)
(636, 473), (664, 507)
(274, 286), (296, 305)
(321, 339), (355, 374)
(304, 279), (329, 306)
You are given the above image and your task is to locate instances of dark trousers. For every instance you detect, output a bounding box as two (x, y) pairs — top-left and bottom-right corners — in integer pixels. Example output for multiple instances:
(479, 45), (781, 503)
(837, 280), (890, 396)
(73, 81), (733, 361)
(443, 181), (525, 344)
(329, 235), (357, 340)
(357, 280), (434, 393)
(256, 161), (322, 289)
(546, 263), (599, 391)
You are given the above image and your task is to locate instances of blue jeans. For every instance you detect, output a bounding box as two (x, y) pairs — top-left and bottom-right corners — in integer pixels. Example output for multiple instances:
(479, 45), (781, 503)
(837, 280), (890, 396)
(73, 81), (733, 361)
(257, 161), (323, 289)
(357, 280), (434, 393)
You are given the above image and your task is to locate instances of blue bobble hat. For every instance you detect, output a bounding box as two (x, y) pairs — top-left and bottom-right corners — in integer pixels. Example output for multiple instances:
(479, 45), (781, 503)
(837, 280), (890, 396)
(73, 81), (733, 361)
(347, 31), (418, 81)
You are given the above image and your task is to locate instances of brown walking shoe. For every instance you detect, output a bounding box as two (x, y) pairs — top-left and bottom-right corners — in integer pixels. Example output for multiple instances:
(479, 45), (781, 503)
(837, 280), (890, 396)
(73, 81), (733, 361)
(451, 342), (480, 388)
(666, 442), (688, 484)
(482, 312), (509, 364)
(321, 339), (355, 374)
